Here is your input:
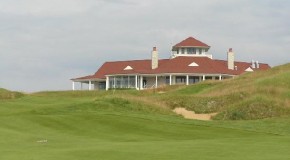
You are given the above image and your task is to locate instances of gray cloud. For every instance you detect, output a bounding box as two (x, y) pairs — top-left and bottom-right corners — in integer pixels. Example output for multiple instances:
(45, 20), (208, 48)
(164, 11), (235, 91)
(0, 0), (100, 16)
(0, 0), (289, 92)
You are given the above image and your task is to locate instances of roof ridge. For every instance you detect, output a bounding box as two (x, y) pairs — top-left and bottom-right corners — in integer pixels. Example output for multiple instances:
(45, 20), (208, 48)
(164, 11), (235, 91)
(104, 58), (170, 63)
(174, 37), (210, 47)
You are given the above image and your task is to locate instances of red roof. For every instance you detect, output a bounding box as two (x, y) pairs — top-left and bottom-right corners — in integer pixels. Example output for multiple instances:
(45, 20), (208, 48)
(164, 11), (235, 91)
(72, 56), (270, 80)
(174, 37), (210, 48)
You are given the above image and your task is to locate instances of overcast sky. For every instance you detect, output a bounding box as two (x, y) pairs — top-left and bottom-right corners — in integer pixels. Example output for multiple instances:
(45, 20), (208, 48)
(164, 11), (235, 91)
(0, 0), (289, 92)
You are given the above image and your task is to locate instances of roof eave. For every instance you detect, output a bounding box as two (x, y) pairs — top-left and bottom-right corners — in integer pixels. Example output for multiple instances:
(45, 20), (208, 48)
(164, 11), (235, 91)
(172, 45), (210, 49)
(72, 78), (105, 82)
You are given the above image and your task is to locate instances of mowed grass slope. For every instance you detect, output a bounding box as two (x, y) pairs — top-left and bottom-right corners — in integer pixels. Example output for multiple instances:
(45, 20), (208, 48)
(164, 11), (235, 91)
(0, 63), (290, 159)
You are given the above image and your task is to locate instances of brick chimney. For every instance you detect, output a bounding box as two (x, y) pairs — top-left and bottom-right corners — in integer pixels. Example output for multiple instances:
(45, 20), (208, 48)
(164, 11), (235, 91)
(151, 47), (158, 69)
(227, 48), (234, 70)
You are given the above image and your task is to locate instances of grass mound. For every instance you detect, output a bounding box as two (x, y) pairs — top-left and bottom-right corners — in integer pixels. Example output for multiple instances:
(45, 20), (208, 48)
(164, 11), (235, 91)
(0, 88), (24, 100)
(159, 63), (290, 120)
(27, 90), (172, 116)
(214, 96), (290, 120)
(210, 63), (290, 120)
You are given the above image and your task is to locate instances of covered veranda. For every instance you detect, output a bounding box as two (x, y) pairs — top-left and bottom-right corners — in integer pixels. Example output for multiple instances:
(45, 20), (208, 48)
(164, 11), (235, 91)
(103, 73), (232, 91)
(72, 74), (232, 91)
(72, 78), (106, 91)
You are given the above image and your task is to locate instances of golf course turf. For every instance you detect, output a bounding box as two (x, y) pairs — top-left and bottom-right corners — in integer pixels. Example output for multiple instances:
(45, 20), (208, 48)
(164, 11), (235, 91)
(1, 63), (290, 159)
(1, 92), (290, 160)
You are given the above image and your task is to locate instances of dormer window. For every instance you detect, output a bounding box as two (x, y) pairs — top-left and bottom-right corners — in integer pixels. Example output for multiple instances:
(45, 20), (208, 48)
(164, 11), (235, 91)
(187, 48), (195, 54)
(124, 66), (133, 70)
(181, 48), (185, 54)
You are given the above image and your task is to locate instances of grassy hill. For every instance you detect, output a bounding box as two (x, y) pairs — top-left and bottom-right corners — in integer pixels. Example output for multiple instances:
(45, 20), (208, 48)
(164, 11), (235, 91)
(0, 88), (24, 100)
(158, 63), (290, 120)
(0, 63), (290, 159)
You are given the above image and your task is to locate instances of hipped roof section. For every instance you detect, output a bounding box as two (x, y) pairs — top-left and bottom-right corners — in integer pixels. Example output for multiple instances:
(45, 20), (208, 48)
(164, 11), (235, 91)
(72, 56), (270, 80)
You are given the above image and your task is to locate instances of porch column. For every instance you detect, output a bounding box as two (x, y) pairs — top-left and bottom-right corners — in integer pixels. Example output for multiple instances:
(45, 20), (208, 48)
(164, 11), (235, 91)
(81, 83), (83, 90)
(121, 76), (123, 88)
(219, 75), (222, 80)
(89, 80), (92, 90)
(114, 77), (116, 88)
(72, 82), (75, 91)
(169, 75), (172, 85)
(202, 75), (205, 81)
(128, 76), (130, 88)
(140, 75), (143, 90)
(135, 75), (138, 89)
(155, 75), (158, 88)
(186, 75), (189, 85)
(106, 76), (109, 91)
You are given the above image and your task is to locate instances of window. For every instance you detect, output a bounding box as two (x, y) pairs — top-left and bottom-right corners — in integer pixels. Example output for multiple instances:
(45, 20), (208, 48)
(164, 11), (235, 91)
(187, 48), (196, 54)
(165, 76), (170, 84)
(109, 77), (115, 88)
(176, 76), (186, 84)
(122, 76), (128, 88)
(189, 76), (200, 84)
(196, 48), (199, 54)
(129, 76), (135, 88)
(115, 77), (121, 88)
(205, 76), (212, 80)
(108, 76), (136, 89)
(187, 48), (192, 54)
(181, 48), (185, 54)
(99, 82), (106, 90)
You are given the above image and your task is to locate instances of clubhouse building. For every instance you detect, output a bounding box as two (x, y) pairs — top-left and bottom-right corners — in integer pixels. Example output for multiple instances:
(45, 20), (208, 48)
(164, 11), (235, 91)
(71, 37), (270, 90)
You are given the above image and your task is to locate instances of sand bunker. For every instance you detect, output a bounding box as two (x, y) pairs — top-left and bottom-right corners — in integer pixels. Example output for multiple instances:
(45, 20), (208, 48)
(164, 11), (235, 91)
(173, 107), (217, 121)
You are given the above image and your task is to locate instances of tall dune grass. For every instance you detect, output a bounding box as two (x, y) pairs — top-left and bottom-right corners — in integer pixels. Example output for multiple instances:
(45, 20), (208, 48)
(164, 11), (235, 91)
(0, 88), (24, 100)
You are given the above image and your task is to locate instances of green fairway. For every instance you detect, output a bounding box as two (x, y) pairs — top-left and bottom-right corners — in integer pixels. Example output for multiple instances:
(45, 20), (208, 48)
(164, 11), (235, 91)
(1, 92), (290, 160)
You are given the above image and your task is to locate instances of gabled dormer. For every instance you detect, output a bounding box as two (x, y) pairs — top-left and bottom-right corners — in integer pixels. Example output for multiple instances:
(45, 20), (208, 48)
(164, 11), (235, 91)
(171, 37), (212, 59)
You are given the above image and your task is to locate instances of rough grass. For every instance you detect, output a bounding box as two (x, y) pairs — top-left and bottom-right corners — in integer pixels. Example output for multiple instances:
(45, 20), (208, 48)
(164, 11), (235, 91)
(0, 88), (24, 100)
(157, 63), (290, 120)
(214, 95), (290, 120)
